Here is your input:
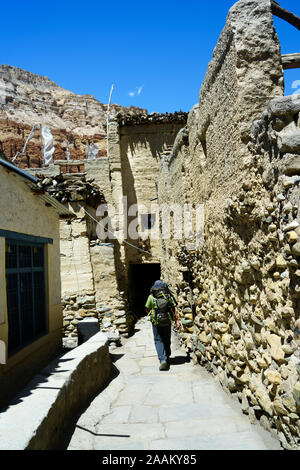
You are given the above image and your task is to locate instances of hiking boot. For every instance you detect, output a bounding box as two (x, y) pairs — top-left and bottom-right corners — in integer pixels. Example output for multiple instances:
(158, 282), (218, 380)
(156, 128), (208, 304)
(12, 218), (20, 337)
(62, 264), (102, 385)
(159, 361), (169, 371)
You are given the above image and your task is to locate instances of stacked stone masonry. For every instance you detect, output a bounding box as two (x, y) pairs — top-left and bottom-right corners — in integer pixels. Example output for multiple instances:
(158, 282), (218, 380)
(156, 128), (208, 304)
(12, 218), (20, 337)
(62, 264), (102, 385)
(158, 0), (300, 450)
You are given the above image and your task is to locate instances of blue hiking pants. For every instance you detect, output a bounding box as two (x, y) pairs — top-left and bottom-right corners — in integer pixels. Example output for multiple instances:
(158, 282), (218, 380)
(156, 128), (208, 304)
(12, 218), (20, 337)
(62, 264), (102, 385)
(152, 323), (171, 362)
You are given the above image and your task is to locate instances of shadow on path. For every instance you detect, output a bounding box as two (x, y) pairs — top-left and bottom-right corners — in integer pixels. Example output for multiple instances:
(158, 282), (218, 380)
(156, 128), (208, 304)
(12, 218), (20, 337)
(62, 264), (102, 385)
(57, 359), (122, 450)
(0, 356), (76, 413)
(110, 353), (125, 364)
(75, 425), (130, 438)
(169, 355), (191, 366)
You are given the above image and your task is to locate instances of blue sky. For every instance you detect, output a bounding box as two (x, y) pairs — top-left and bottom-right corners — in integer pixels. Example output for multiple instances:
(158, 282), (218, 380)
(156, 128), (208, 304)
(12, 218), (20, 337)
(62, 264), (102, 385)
(1, 0), (299, 113)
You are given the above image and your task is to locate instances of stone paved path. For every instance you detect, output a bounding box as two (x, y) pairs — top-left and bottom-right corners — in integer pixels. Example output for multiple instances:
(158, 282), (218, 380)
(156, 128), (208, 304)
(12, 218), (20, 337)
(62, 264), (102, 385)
(67, 318), (282, 451)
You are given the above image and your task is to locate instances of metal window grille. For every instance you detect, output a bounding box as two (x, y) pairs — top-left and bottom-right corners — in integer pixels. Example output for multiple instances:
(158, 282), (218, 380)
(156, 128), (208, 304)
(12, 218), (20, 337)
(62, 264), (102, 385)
(5, 240), (47, 356)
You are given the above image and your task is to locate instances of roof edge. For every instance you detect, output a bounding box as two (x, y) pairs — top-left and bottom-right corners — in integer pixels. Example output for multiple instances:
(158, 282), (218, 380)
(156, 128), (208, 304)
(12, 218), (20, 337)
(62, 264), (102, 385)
(0, 158), (73, 217)
(0, 158), (39, 184)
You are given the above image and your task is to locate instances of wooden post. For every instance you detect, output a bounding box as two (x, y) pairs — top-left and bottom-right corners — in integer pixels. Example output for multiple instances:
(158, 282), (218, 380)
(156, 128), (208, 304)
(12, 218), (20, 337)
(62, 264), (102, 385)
(282, 53), (300, 70)
(106, 84), (114, 160)
(271, 1), (300, 30)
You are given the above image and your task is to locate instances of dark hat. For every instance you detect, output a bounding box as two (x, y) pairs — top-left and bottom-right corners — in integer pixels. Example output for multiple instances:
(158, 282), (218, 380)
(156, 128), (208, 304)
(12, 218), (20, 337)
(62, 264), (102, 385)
(151, 280), (168, 290)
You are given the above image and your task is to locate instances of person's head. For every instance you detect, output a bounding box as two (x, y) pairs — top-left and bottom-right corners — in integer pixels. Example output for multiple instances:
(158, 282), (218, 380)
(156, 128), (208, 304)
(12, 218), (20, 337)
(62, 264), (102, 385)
(150, 280), (168, 293)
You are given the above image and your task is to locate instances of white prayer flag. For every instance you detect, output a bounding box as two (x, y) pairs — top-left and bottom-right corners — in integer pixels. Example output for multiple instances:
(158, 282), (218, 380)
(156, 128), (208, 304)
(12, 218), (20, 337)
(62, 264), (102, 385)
(40, 125), (55, 166)
(87, 143), (98, 160)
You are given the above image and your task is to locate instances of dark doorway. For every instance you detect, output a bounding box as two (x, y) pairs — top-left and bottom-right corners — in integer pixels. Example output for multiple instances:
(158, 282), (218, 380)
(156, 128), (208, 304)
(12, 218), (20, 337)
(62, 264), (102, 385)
(128, 263), (161, 318)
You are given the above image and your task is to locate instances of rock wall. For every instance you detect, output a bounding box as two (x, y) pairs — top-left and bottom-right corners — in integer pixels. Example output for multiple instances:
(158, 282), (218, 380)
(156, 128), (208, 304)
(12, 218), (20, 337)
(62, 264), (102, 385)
(105, 114), (187, 322)
(158, 0), (300, 450)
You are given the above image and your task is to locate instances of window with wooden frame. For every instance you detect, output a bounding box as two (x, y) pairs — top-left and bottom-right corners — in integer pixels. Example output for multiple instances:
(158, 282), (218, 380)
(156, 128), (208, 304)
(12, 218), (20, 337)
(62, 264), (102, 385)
(5, 238), (47, 356)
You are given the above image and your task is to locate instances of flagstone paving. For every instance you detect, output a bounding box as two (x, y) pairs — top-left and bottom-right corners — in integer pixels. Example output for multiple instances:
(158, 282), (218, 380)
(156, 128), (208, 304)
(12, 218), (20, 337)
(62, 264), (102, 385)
(66, 318), (282, 451)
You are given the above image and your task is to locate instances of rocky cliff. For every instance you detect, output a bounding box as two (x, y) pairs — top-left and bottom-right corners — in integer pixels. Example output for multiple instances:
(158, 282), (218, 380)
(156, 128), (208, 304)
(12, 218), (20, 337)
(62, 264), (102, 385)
(0, 65), (146, 168)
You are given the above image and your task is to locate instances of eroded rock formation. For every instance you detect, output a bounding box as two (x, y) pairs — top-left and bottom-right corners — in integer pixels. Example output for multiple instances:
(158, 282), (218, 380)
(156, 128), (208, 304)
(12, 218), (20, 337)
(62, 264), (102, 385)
(0, 65), (146, 168)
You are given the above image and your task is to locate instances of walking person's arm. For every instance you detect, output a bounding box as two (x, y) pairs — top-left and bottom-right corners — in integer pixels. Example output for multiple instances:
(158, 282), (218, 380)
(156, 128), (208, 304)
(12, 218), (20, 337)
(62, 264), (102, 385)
(145, 295), (154, 320)
(146, 308), (151, 317)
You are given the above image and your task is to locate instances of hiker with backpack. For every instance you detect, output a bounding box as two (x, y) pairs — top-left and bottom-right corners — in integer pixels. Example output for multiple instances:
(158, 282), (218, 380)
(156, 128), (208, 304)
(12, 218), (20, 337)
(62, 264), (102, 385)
(145, 280), (180, 371)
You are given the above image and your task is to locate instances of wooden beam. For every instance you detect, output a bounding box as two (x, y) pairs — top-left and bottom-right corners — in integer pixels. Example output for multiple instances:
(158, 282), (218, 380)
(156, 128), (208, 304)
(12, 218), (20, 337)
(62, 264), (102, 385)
(271, 1), (300, 30)
(63, 173), (87, 178)
(54, 160), (85, 166)
(0, 229), (53, 245)
(282, 53), (300, 69)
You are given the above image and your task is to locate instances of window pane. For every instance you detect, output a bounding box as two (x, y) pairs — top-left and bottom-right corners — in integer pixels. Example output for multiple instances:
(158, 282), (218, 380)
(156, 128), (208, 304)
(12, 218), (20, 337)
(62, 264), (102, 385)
(6, 239), (47, 353)
(33, 246), (44, 268)
(6, 243), (18, 269)
(20, 272), (34, 344)
(34, 271), (46, 335)
(148, 214), (156, 229)
(6, 273), (21, 353)
(19, 245), (32, 268)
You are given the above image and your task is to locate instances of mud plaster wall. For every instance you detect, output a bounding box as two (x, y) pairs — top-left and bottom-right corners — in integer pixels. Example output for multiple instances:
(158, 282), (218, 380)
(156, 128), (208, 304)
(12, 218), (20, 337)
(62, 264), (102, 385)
(119, 122), (185, 265)
(0, 166), (63, 406)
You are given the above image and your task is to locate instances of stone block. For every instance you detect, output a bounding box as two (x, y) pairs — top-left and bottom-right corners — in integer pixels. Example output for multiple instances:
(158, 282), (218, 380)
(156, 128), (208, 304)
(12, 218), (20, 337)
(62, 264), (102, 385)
(280, 154), (300, 176)
(292, 242), (300, 256)
(268, 96), (300, 118)
(266, 333), (285, 362)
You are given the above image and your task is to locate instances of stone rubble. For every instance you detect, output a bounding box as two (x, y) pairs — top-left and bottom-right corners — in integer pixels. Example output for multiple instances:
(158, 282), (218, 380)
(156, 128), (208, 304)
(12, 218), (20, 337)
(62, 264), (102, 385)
(35, 173), (105, 205)
(114, 110), (188, 128)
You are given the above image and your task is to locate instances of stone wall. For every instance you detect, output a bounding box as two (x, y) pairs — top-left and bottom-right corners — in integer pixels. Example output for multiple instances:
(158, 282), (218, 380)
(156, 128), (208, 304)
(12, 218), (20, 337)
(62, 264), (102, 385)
(158, 0), (300, 450)
(59, 114), (189, 340)
(37, 168), (130, 343)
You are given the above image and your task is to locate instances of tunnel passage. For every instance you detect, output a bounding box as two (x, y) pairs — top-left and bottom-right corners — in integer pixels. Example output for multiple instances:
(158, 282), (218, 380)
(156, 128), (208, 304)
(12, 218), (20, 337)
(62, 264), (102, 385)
(128, 263), (161, 318)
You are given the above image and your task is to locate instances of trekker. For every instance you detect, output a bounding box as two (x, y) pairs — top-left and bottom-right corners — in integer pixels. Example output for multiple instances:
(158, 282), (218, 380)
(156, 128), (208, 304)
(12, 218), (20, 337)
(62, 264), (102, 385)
(145, 280), (180, 371)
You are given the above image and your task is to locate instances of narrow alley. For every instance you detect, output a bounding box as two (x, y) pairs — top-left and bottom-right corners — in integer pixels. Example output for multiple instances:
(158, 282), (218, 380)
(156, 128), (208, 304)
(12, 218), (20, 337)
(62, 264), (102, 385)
(65, 318), (282, 451)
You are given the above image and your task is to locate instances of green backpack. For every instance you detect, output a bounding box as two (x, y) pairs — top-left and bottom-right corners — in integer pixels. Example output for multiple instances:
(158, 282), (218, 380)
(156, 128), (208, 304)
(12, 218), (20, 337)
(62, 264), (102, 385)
(152, 289), (173, 326)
